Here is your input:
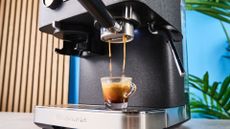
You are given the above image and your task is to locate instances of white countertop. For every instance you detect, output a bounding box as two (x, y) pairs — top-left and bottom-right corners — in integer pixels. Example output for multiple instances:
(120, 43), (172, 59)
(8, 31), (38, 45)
(0, 112), (230, 129)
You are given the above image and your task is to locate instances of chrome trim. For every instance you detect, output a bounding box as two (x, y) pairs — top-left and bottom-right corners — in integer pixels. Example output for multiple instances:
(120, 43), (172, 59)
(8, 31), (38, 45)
(100, 5), (136, 43)
(100, 21), (134, 43)
(34, 104), (190, 129)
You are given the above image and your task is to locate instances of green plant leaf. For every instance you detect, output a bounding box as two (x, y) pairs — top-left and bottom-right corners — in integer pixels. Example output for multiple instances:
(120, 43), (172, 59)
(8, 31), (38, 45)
(189, 82), (202, 91)
(220, 21), (230, 46)
(210, 82), (219, 97)
(190, 100), (229, 119)
(203, 72), (209, 92)
(189, 75), (204, 91)
(209, 82), (219, 108)
(189, 73), (230, 118)
(224, 102), (230, 111)
(192, 109), (230, 119)
(189, 74), (203, 83)
(185, 1), (230, 9)
(220, 1), (230, 5)
(199, 11), (230, 24)
(187, 7), (230, 17)
(217, 76), (230, 100)
(185, 0), (230, 24)
(190, 92), (203, 102)
(221, 88), (230, 106)
(203, 72), (209, 104)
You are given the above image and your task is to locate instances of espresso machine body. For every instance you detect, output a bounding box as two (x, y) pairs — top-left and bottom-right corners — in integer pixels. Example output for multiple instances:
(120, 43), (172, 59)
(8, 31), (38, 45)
(79, 28), (185, 108)
(34, 0), (190, 129)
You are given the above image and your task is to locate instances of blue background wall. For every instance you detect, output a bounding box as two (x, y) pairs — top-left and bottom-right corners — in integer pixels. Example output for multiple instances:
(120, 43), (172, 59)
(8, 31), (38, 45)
(186, 11), (230, 118)
(186, 11), (230, 83)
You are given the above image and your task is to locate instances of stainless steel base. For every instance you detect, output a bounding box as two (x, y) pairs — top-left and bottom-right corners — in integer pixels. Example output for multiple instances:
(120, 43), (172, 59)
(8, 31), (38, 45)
(34, 104), (190, 129)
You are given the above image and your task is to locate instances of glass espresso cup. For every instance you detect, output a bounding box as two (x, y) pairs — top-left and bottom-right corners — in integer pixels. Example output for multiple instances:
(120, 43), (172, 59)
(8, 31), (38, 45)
(101, 77), (137, 110)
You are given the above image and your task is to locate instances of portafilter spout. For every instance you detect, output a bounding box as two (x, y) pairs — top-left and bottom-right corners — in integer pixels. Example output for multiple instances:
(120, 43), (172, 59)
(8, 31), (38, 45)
(100, 21), (134, 43)
(78, 0), (135, 43)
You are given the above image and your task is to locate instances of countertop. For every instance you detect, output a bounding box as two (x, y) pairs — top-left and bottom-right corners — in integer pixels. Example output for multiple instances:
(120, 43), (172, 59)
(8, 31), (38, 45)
(0, 112), (230, 129)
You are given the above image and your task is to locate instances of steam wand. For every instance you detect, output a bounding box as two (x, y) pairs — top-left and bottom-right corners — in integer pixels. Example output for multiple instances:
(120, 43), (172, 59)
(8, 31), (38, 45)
(164, 25), (185, 77)
(167, 39), (185, 77)
(148, 23), (185, 77)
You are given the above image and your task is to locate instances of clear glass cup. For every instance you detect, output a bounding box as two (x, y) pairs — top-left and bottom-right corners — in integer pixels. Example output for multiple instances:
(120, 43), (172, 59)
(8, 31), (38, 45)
(101, 77), (137, 110)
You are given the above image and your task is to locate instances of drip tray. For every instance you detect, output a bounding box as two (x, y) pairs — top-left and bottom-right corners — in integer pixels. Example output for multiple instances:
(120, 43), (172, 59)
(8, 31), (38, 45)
(34, 104), (189, 129)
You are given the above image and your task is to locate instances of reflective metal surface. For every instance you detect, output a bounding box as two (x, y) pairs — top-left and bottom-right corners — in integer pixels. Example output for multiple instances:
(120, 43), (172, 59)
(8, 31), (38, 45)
(100, 5), (137, 43)
(100, 21), (134, 43)
(34, 104), (190, 129)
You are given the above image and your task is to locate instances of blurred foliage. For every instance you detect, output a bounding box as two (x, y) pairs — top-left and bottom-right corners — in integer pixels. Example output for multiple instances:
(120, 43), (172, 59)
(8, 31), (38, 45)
(220, 21), (230, 51)
(189, 72), (230, 119)
(185, 0), (230, 119)
(185, 0), (230, 24)
(185, 0), (230, 52)
(220, 21), (230, 58)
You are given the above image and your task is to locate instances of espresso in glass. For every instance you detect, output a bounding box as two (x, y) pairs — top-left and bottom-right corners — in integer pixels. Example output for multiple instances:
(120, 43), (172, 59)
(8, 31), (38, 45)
(101, 77), (136, 109)
(102, 35), (136, 109)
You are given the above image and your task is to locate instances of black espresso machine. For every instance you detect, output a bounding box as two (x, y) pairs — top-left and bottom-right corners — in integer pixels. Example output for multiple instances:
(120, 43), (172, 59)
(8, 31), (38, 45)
(34, 0), (190, 129)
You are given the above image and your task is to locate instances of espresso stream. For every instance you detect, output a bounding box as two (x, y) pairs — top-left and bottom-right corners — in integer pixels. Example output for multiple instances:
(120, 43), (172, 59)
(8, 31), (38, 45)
(122, 35), (127, 76)
(108, 35), (127, 76)
(108, 40), (112, 77)
(104, 36), (129, 104)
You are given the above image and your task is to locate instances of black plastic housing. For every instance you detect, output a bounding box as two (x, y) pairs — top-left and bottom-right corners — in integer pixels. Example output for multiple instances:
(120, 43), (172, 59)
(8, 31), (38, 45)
(39, 0), (186, 108)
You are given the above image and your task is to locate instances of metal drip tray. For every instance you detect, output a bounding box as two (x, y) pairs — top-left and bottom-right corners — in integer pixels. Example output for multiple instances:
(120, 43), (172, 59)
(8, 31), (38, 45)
(34, 104), (190, 129)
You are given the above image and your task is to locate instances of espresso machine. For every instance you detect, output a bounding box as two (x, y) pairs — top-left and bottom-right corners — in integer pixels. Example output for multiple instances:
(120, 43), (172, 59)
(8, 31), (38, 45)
(34, 0), (190, 128)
